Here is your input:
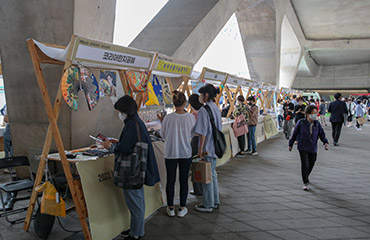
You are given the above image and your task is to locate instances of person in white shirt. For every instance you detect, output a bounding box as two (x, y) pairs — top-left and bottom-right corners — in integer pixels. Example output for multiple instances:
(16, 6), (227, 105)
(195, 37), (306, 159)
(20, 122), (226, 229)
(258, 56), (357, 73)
(346, 98), (356, 127)
(159, 91), (196, 218)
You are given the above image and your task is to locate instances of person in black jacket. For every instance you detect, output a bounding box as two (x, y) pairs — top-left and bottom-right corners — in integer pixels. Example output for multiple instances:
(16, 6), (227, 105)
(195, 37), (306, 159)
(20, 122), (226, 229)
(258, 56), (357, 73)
(328, 93), (348, 146)
(294, 97), (306, 123)
(102, 96), (160, 240)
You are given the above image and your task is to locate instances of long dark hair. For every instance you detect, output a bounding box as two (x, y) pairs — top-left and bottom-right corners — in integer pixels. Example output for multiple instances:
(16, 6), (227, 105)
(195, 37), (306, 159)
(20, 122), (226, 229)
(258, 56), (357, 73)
(198, 84), (220, 102)
(114, 95), (138, 116)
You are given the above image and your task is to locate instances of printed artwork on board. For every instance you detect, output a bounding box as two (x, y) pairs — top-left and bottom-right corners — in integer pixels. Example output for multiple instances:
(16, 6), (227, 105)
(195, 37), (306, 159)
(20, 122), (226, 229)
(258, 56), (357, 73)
(99, 70), (117, 97)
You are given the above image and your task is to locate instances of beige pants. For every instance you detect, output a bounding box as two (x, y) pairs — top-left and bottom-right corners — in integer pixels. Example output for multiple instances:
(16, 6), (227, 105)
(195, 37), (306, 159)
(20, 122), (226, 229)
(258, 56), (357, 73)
(320, 115), (327, 125)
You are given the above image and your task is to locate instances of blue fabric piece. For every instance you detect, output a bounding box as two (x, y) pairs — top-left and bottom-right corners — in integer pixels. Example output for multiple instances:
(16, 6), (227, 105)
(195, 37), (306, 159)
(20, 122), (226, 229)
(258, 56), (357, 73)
(152, 75), (163, 103)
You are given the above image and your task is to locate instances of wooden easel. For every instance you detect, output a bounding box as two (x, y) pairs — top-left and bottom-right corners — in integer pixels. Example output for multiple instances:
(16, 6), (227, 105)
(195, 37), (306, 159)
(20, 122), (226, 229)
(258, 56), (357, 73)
(24, 37), (91, 239)
(215, 74), (229, 107)
(225, 85), (242, 118)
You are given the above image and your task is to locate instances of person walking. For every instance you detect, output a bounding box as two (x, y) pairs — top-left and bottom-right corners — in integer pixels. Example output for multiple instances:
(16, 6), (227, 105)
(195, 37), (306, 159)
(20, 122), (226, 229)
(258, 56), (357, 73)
(328, 93), (348, 146)
(246, 96), (258, 155)
(347, 98), (355, 127)
(160, 91), (196, 218)
(102, 96), (160, 240)
(276, 99), (284, 129)
(355, 99), (365, 130)
(319, 99), (327, 126)
(193, 84), (221, 213)
(294, 97), (306, 124)
(289, 105), (329, 191)
(283, 97), (294, 139)
(233, 95), (250, 156)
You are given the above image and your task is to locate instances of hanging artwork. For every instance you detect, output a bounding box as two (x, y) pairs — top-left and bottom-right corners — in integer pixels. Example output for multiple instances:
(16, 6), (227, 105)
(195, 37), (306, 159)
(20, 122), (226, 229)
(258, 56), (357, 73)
(99, 70), (117, 97)
(124, 71), (149, 103)
(61, 65), (99, 111)
(61, 66), (80, 111)
(80, 66), (99, 110)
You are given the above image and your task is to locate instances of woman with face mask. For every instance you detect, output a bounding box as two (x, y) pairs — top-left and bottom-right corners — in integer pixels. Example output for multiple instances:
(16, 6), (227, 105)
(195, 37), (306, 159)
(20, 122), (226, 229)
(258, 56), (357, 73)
(102, 95), (160, 240)
(288, 105), (329, 191)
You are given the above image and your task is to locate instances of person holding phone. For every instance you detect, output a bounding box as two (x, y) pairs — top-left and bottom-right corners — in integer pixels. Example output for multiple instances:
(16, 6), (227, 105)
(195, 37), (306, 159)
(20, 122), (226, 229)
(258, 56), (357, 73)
(289, 105), (329, 191)
(294, 97), (306, 124)
(102, 96), (160, 240)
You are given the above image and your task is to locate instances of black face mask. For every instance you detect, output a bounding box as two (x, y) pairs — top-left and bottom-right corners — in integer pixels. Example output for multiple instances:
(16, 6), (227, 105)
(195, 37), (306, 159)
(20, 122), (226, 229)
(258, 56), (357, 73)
(248, 102), (253, 106)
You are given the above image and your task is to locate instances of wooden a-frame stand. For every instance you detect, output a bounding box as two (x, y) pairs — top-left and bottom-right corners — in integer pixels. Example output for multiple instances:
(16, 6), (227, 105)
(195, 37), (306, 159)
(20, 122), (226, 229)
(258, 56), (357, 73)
(23, 37), (92, 239)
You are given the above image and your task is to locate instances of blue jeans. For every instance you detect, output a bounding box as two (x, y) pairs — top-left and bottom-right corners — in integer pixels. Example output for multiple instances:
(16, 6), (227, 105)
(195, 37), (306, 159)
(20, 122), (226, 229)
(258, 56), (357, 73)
(202, 156), (219, 208)
(123, 188), (145, 237)
(4, 124), (13, 158)
(247, 125), (257, 152)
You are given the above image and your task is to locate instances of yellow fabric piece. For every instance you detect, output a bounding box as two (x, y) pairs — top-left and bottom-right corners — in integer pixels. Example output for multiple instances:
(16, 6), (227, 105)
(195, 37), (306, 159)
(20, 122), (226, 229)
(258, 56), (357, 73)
(35, 182), (66, 217)
(145, 82), (160, 106)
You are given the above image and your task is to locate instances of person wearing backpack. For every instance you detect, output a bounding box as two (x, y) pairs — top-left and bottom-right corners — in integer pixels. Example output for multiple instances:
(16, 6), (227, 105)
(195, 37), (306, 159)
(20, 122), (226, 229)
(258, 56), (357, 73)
(288, 105), (329, 191)
(102, 96), (160, 240)
(233, 95), (250, 156)
(193, 84), (222, 213)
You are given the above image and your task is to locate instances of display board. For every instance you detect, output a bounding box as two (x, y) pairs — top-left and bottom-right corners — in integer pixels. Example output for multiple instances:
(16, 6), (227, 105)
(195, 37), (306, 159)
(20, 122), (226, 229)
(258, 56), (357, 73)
(76, 156), (162, 240)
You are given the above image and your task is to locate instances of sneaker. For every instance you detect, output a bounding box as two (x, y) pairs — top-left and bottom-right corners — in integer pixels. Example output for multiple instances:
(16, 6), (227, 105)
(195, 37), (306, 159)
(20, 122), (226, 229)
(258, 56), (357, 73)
(236, 151), (245, 157)
(356, 127), (362, 131)
(303, 184), (309, 191)
(251, 152), (258, 156)
(124, 236), (142, 240)
(333, 142), (339, 147)
(166, 207), (175, 217)
(121, 229), (130, 237)
(246, 150), (252, 154)
(195, 205), (213, 213)
(213, 204), (220, 209)
(177, 207), (188, 218)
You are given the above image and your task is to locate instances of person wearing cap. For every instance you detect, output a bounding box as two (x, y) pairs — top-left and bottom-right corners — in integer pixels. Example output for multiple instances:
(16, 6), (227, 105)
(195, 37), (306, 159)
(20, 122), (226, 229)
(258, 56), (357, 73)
(283, 97), (295, 139)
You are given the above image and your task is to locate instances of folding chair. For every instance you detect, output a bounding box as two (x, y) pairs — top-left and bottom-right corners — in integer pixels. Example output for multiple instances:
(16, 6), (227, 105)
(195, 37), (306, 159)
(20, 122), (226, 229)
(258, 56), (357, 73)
(0, 156), (34, 224)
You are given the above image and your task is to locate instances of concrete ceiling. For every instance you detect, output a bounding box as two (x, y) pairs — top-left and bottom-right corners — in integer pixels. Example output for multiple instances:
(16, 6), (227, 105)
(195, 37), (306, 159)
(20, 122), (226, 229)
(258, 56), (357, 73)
(310, 49), (370, 65)
(291, 0), (370, 40)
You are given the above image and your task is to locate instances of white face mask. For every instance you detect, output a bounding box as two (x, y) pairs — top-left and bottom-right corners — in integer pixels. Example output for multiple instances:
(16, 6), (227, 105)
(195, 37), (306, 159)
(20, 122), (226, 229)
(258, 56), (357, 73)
(119, 112), (127, 121)
(309, 114), (317, 121)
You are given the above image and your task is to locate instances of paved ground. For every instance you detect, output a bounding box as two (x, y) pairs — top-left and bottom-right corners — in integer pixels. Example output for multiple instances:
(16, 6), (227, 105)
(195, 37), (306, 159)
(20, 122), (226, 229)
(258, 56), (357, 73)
(1, 120), (370, 239)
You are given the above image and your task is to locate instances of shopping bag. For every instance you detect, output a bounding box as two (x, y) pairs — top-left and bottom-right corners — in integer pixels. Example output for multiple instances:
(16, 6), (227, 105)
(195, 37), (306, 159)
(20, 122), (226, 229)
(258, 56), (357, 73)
(192, 161), (212, 184)
(152, 75), (163, 103)
(145, 82), (160, 106)
(35, 182), (66, 217)
(233, 114), (249, 137)
(357, 116), (366, 125)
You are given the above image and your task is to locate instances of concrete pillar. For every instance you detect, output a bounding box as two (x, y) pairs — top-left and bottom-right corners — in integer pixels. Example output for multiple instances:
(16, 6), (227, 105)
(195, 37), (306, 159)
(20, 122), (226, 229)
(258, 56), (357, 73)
(129, 0), (244, 63)
(235, 0), (277, 84)
(0, 1), (74, 167)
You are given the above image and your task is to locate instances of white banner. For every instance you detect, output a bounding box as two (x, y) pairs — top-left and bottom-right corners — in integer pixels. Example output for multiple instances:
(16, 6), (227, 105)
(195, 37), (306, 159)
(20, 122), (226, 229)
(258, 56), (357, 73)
(227, 75), (244, 86)
(71, 36), (155, 70)
(203, 68), (227, 82)
(253, 82), (263, 89)
(243, 80), (254, 87)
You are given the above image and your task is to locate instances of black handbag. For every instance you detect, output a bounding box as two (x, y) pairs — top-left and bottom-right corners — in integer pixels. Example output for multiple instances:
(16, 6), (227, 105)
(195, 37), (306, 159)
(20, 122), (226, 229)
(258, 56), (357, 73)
(204, 105), (226, 158)
(114, 122), (148, 189)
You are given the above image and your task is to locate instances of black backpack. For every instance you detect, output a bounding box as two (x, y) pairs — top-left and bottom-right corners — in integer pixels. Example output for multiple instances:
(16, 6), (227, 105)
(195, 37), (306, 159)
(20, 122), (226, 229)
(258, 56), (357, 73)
(204, 105), (226, 158)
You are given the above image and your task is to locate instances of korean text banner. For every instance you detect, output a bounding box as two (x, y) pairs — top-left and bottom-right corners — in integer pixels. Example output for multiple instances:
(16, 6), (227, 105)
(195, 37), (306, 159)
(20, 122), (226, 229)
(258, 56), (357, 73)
(243, 80), (254, 87)
(154, 54), (193, 76)
(71, 36), (155, 70)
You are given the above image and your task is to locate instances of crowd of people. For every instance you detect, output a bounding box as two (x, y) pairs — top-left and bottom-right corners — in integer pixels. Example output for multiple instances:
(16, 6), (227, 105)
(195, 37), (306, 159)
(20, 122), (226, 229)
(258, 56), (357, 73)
(100, 89), (368, 239)
(280, 92), (369, 191)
